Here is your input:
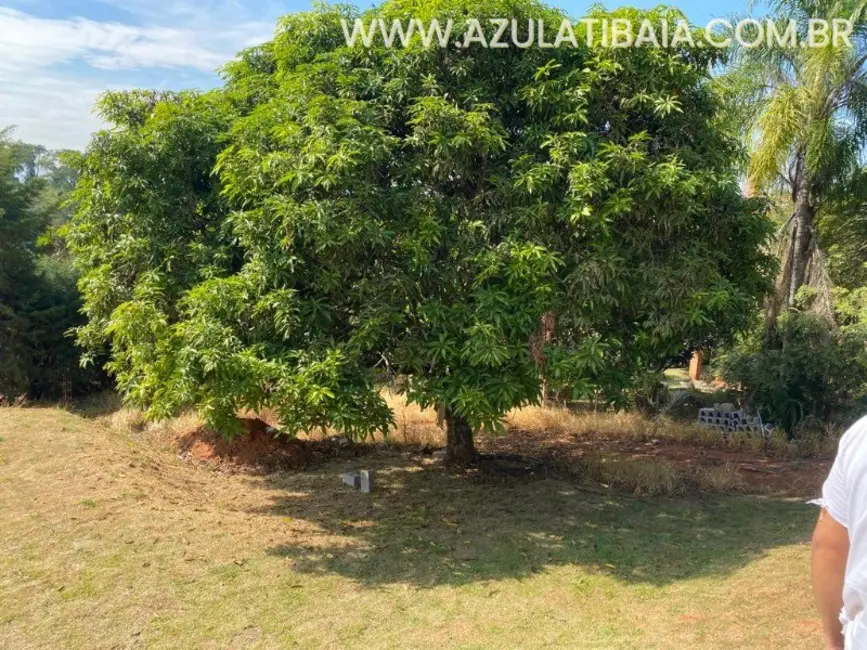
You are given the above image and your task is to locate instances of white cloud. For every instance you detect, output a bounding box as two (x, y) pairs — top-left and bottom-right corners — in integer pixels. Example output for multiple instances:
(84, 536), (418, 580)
(0, 5), (276, 149)
(0, 7), (266, 72)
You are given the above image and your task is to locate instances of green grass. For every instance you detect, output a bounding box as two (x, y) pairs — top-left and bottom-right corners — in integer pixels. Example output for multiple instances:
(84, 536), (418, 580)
(0, 407), (821, 649)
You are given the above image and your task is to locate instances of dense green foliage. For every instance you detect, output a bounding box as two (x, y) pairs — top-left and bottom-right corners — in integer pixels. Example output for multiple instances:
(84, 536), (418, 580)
(67, 90), (235, 389)
(823, 158), (867, 295)
(68, 0), (773, 461)
(723, 310), (867, 433)
(0, 131), (98, 398)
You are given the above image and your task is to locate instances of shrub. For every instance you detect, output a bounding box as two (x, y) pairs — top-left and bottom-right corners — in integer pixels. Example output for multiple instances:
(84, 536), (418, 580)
(722, 311), (867, 434)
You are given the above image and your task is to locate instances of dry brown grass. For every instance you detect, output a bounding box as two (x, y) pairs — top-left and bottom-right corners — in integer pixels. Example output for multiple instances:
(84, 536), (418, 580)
(371, 391), (724, 450)
(105, 407), (147, 433)
(384, 398), (825, 493)
(0, 406), (820, 650)
(574, 454), (686, 496)
(92, 391), (823, 461)
(75, 390), (841, 462)
(694, 461), (746, 493)
(143, 410), (204, 441)
(381, 391), (443, 446)
(787, 421), (845, 458)
(570, 456), (747, 497)
(504, 404), (721, 446)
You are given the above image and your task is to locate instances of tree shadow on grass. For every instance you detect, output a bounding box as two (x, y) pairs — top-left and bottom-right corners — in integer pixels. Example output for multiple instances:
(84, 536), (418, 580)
(61, 391), (124, 419)
(250, 454), (815, 589)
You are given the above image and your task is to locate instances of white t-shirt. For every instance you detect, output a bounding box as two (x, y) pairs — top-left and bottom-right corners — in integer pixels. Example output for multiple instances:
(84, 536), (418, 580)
(822, 416), (867, 646)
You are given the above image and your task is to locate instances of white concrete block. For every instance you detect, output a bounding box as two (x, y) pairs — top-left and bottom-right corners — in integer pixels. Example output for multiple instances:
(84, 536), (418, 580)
(342, 472), (360, 488)
(360, 470), (374, 493)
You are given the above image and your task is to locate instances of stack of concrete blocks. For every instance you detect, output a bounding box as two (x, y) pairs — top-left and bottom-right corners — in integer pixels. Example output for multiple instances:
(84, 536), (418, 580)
(697, 403), (771, 441)
(341, 470), (374, 493)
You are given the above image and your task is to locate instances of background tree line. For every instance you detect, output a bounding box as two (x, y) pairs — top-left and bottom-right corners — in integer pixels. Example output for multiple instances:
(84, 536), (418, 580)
(0, 129), (105, 400)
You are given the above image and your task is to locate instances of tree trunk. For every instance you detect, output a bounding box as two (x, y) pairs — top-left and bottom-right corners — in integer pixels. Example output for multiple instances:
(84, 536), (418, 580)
(788, 167), (814, 307)
(530, 311), (556, 402)
(763, 222), (793, 338)
(444, 408), (475, 466)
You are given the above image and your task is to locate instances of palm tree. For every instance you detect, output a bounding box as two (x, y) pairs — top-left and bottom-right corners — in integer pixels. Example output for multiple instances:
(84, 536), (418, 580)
(723, 0), (867, 327)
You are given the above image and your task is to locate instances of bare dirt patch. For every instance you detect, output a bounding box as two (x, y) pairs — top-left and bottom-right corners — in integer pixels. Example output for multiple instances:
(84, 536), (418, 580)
(477, 427), (830, 497)
(173, 417), (370, 473)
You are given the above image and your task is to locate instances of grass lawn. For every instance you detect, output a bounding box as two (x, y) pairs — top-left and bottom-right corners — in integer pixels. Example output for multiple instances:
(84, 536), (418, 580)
(0, 407), (821, 649)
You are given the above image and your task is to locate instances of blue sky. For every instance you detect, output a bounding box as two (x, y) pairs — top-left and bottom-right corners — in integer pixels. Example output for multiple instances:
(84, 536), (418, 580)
(0, 0), (759, 150)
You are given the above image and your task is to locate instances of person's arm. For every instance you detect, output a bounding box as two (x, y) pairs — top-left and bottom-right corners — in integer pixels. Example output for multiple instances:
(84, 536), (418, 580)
(812, 508), (850, 650)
